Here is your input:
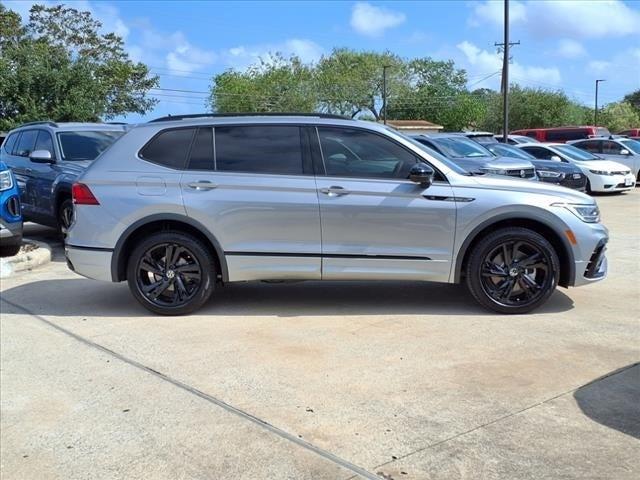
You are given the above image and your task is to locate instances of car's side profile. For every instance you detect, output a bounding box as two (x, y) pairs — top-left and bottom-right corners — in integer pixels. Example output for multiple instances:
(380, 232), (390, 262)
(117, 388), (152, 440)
(66, 115), (608, 316)
(517, 142), (635, 193)
(0, 122), (127, 232)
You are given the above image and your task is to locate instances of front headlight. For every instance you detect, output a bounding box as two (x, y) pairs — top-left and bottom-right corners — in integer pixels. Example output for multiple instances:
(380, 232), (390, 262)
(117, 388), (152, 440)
(0, 170), (13, 191)
(552, 202), (600, 223)
(537, 170), (564, 179)
(589, 169), (610, 175)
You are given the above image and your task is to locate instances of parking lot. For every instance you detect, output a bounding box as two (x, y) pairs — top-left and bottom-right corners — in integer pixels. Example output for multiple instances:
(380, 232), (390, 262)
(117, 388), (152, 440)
(1, 189), (638, 479)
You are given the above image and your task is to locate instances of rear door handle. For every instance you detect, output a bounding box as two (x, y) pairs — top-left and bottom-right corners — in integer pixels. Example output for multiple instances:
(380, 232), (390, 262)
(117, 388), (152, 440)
(320, 186), (350, 196)
(187, 181), (217, 191)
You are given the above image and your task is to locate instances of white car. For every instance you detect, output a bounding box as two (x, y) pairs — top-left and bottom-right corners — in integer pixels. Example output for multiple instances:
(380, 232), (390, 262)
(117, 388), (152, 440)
(516, 143), (635, 193)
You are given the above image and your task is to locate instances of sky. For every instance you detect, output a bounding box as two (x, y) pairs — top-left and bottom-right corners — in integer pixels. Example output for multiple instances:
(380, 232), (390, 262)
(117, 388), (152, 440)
(3, 0), (640, 122)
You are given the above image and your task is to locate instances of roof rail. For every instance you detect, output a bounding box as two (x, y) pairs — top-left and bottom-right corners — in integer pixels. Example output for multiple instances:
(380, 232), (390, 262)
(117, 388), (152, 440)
(105, 121), (128, 125)
(19, 121), (59, 128)
(148, 112), (351, 123)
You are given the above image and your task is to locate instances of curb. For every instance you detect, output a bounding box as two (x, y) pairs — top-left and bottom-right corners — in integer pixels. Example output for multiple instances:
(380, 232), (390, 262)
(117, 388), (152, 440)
(0, 240), (52, 279)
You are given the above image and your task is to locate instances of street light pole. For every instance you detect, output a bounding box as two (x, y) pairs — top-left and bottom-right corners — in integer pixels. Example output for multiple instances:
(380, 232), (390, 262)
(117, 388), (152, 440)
(594, 79), (606, 126)
(382, 65), (390, 125)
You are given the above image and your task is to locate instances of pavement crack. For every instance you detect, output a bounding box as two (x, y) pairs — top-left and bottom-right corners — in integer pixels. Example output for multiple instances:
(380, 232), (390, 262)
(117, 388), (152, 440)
(0, 298), (381, 480)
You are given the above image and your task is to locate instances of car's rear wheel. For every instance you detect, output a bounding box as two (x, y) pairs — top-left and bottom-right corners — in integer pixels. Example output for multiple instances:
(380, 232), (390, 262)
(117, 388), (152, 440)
(466, 227), (560, 314)
(127, 231), (215, 315)
(58, 198), (74, 234)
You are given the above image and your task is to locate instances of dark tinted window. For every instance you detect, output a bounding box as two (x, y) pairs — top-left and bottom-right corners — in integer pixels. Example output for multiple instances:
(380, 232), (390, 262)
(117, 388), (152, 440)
(318, 127), (417, 179)
(34, 131), (56, 158)
(546, 129), (588, 141)
(215, 126), (303, 175)
(521, 146), (555, 160)
(15, 130), (38, 157)
(575, 140), (601, 153)
(3, 133), (18, 154)
(58, 130), (124, 161)
(140, 128), (195, 169)
(602, 141), (624, 155)
(187, 127), (214, 170)
(526, 131), (537, 138)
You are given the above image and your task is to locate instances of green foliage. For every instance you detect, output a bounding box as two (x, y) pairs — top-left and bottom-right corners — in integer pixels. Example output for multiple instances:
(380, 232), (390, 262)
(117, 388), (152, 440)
(623, 89), (640, 116)
(0, 4), (158, 130)
(599, 102), (640, 133)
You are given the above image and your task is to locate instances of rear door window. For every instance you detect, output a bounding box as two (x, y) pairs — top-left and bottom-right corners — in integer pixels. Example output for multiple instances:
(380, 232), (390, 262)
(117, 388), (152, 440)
(577, 140), (601, 153)
(140, 128), (196, 169)
(187, 127), (214, 170)
(215, 125), (303, 175)
(14, 130), (38, 157)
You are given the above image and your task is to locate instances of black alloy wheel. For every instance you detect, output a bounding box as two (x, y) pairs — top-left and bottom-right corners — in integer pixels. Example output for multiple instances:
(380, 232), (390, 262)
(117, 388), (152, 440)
(127, 232), (215, 315)
(466, 227), (560, 314)
(58, 198), (74, 234)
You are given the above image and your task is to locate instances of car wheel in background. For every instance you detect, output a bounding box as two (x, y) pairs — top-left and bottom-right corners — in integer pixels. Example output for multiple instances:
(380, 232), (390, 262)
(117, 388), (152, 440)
(58, 198), (74, 234)
(466, 227), (560, 314)
(126, 231), (215, 315)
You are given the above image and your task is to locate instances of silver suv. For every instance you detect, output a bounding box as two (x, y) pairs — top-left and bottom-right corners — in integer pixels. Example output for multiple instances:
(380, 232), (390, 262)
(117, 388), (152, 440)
(65, 114), (608, 315)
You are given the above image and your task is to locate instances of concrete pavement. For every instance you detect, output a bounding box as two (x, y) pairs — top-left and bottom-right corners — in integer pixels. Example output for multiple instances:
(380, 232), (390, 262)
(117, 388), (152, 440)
(1, 190), (639, 479)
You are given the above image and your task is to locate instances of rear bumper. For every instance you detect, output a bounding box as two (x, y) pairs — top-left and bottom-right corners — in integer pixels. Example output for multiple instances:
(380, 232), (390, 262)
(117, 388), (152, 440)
(65, 245), (113, 282)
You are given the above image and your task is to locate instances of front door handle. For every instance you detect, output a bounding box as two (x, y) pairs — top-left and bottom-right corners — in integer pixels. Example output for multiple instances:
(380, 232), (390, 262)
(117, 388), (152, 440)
(320, 186), (350, 196)
(187, 181), (217, 191)
(25, 168), (33, 174)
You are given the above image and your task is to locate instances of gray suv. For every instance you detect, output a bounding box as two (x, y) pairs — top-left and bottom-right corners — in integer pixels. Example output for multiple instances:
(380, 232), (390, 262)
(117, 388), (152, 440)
(65, 114), (608, 315)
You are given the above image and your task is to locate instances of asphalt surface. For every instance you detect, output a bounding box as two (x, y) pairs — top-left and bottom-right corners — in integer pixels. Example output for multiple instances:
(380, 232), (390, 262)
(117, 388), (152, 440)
(1, 190), (639, 479)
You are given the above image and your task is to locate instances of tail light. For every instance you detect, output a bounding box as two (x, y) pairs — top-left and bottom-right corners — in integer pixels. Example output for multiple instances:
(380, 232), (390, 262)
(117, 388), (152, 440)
(72, 183), (100, 205)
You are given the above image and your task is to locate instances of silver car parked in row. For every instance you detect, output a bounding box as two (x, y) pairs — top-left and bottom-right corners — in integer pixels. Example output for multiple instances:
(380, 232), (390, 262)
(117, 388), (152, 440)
(65, 114), (608, 315)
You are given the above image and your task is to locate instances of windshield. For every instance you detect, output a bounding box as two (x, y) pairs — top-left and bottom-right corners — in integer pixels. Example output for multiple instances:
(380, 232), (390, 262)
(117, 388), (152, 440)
(620, 139), (640, 154)
(487, 144), (536, 160)
(554, 144), (601, 161)
(398, 133), (472, 175)
(430, 137), (493, 159)
(57, 130), (124, 161)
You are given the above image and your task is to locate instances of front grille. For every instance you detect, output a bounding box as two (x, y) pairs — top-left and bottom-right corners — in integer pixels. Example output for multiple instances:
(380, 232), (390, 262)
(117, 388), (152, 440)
(611, 171), (630, 176)
(584, 240), (607, 279)
(615, 182), (631, 188)
(505, 168), (535, 179)
(6, 195), (20, 217)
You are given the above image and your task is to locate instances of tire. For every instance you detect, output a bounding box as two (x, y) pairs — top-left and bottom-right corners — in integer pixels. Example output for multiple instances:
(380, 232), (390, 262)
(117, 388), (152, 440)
(126, 231), (215, 315)
(585, 179), (592, 194)
(465, 227), (560, 314)
(0, 244), (21, 257)
(58, 198), (74, 234)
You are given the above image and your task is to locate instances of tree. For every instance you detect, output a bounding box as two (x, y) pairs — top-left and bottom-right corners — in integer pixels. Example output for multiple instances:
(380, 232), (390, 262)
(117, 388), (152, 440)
(209, 54), (316, 113)
(0, 4), (157, 130)
(623, 89), (640, 116)
(599, 102), (640, 133)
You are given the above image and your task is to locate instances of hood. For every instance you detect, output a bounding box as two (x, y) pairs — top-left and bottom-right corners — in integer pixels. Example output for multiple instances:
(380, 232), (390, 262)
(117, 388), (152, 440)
(467, 174), (594, 203)
(530, 160), (581, 173)
(573, 159), (631, 172)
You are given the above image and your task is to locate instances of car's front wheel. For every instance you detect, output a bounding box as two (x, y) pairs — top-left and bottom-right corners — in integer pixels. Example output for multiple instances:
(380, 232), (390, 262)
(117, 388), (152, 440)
(466, 227), (560, 314)
(127, 231), (215, 315)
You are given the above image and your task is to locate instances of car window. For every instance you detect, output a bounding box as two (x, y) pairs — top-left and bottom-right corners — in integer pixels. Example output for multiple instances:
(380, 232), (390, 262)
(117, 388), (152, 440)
(521, 146), (555, 160)
(554, 145), (600, 161)
(318, 127), (417, 179)
(140, 128), (195, 169)
(15, 130), (38, 157)
(525, 131), (537, 138)
(59, 130), (125, 162)
(575, 140), (601, 153)
(620, 139), (640, 154)
(546, 129), (587, 141)
(3, 132), (18, 154)
(488, 144), (536, 160)
(602, 141), (625, 155)
(430, 137), (493, 159)
(215, 125), (303, 175)
(187, 127), (214, 170)
(34, 131), (56, 158)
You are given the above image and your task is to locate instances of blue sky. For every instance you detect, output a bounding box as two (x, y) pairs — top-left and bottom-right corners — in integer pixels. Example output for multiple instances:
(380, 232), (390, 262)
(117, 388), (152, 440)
(4, 0), (640, 122)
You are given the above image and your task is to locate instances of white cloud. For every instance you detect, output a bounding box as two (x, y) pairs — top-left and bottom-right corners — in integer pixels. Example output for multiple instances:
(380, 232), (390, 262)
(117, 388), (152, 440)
(557, 39), (586, 59)
(587, 60), (611, 74)
(221, 39), (324, 69)
(350, 2), (406, 37)
(165, 32), (217, 76)
(470, 0), (640, 39)
(457, 41), (562, 89)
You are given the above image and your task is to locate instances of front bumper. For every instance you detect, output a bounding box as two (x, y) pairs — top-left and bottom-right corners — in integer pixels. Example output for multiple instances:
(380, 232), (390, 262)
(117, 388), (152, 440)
(569, 221), (609, 287)
(65, 245), (113, 282)
(589, 173), (635, 192)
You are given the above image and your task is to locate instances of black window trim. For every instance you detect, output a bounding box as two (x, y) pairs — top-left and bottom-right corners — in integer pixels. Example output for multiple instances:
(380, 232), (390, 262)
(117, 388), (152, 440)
(312, 125), (449, 184)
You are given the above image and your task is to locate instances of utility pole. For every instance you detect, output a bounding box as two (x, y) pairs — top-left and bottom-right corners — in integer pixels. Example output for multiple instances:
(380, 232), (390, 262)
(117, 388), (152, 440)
(382, 65), (390, 125)
(594, 79), (606, 126)
(494, 0), (519, 142)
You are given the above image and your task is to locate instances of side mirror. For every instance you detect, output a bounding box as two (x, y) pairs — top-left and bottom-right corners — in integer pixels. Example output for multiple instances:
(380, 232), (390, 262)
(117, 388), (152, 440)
(550, 155), (562, 162)
(619, 149), (630, 155)
(409, 163), (434, 188)
(29, 149), (54, 163)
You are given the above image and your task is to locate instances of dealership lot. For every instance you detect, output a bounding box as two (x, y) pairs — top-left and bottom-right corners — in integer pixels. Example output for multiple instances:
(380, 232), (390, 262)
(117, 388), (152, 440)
(1, 190), (639, 479)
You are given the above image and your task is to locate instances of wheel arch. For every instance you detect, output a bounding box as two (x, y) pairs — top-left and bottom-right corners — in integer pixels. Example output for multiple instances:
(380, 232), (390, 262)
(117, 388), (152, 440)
(455, 214), (575, 288)
(111, 214), (228, 283)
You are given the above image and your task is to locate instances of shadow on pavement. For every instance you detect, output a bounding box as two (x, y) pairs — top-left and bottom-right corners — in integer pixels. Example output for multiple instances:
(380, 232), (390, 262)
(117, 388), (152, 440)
(0, 277), (574, 318)
(574, 363), (640, 439)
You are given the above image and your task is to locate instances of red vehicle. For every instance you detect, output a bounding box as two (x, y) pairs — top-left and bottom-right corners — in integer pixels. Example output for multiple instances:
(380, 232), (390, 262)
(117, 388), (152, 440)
(617, 128), (640, 139)
(510, 126), (610, 143)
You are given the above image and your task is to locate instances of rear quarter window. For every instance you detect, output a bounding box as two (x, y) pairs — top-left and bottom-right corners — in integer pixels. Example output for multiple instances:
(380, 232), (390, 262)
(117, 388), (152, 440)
(139, 128), (196, 169)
